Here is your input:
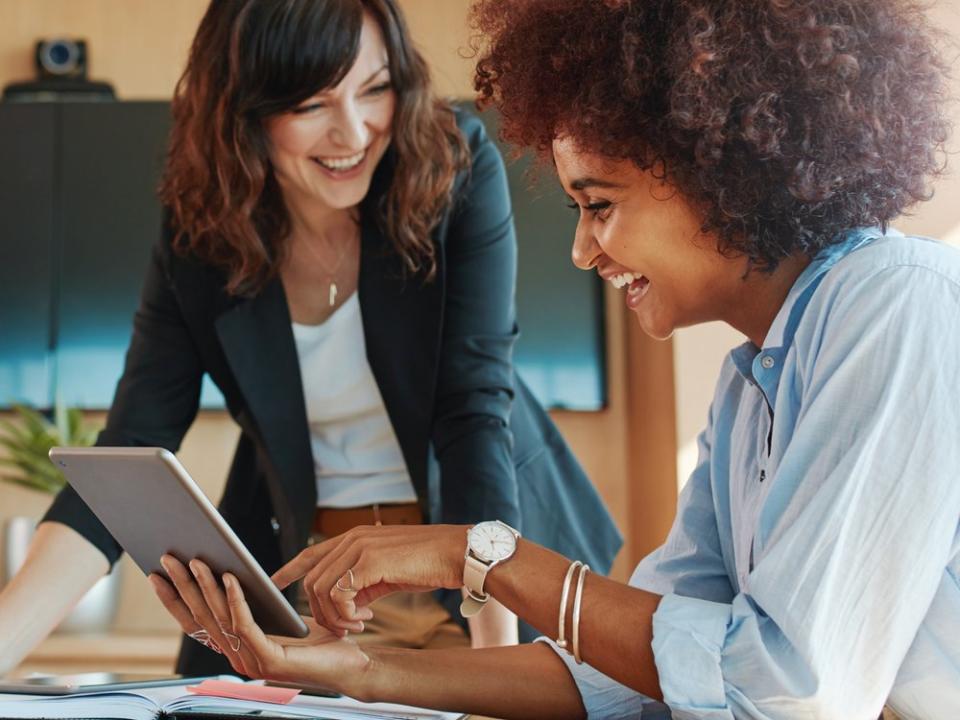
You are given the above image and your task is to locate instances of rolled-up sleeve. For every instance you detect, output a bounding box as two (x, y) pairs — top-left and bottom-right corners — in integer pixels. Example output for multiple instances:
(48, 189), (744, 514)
(535, 636), (668, 719)
(651, 595), (730, 718)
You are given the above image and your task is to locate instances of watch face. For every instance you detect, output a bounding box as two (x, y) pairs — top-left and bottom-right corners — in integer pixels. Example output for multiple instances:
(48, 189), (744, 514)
(468, 522), (517, 563)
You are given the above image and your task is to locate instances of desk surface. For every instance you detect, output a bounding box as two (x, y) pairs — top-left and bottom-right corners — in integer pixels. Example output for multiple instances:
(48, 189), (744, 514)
(14, 633), (499, 719)
(16, 632), (180, 676)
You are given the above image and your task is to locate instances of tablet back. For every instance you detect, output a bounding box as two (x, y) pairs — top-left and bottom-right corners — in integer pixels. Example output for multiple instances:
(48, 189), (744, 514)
(49, 446), (308, 638)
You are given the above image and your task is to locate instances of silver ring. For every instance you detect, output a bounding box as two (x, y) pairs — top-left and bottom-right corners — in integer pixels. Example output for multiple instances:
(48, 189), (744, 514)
(220, 627), (241, 652)
(335, 568), (357, 593)
(188, 630), (221, 654)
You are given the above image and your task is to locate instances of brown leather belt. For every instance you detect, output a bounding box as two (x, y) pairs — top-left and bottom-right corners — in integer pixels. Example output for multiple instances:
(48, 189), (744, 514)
(313, 502), (422, 538)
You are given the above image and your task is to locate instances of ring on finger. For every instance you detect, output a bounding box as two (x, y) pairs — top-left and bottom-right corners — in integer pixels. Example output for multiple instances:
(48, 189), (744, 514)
(222, 631), (241, 652)
(335, 568), (357, 593)
(189, 630), (222, 654)
(188, 629), (211, 644)
(218, 622), (241, 652)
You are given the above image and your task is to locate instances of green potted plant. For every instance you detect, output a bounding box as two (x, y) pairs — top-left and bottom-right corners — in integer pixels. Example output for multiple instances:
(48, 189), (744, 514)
(0, 403), (121, 633)
(0, 404), (98, 493)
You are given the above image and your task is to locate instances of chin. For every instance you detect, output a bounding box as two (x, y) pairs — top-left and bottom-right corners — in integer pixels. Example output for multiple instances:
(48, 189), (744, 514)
(320, 183), (373, 210)
(634, 312), (675, 341)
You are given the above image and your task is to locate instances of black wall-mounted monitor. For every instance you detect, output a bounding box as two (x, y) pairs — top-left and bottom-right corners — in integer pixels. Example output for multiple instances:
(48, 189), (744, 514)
(0, 101), (605, 412)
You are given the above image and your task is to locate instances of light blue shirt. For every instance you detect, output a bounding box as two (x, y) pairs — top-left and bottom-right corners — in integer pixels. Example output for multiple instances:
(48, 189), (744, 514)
(544, 228), (960, 719)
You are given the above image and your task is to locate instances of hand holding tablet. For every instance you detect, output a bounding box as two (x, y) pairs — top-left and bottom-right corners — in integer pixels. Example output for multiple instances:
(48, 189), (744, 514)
(49, 447), (308, 638)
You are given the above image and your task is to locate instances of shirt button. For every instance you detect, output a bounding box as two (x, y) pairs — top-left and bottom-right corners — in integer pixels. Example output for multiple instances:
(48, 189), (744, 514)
(761, 355), (775, 369)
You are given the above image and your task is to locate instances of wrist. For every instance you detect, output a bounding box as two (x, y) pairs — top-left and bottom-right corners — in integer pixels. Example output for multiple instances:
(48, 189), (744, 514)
(460, 521), (521, 618)
(348, 645), (398, 703)
(316, 644), (372, 700)
(445, 524), (470, 588)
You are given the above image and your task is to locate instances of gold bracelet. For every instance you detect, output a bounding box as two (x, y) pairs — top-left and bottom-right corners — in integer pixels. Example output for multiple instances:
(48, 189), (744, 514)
(556, 560), (582, 651)
(572, 564), (590, 664)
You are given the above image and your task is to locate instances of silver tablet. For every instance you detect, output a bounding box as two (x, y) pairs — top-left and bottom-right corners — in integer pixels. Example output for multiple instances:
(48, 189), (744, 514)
(49, 446), (308, 638)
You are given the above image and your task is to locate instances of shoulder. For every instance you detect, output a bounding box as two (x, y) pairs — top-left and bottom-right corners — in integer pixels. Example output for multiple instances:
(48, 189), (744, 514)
(155, 211), (231, 301)
(450, 105), (508, 199)
(453, 105), (495, 155)
(796, 231), (960, 367)
(822, 230), (960, 297)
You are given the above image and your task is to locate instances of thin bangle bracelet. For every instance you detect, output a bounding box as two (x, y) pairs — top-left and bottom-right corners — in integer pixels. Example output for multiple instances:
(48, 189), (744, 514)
(556, 560), (582, 651)
(572, 564), (590, 664)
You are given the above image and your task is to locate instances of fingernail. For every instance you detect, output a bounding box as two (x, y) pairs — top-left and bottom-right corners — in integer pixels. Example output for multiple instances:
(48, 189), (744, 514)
(223, 574), (234, 591)
(189, 561), (199, 577)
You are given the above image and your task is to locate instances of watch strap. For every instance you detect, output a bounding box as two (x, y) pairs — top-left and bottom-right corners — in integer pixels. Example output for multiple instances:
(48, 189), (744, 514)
(459, 593), (487, 618)
(463, 553), (492, 600)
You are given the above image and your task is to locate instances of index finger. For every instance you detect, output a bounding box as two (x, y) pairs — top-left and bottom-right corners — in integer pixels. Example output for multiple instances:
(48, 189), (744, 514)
(272, 534), (345, 589)
(271, 546), (321, 590)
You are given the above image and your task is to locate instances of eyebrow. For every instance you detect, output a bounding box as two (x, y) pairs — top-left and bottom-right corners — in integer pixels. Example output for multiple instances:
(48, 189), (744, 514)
(570, 177), (625, 191)
(311, 64), (390, 100)
(361, 64), (390, 87)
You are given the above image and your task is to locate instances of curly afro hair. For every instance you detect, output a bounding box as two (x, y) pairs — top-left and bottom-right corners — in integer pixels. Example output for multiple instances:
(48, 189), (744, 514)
(471, 0), (952, 269)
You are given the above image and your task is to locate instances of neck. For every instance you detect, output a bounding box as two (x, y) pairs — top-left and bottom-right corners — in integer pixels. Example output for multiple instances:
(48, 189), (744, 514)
(282, 187), (357, 244)
(721, 254), (811, 348)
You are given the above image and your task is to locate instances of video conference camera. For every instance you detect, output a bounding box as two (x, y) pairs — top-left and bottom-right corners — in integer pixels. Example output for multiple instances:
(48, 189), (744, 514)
(36, 38), (89, 80)
(3, 37), (115, 102)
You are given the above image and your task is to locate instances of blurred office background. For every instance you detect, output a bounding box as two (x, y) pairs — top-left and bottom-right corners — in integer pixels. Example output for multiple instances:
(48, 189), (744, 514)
(0, 0), (957, 674)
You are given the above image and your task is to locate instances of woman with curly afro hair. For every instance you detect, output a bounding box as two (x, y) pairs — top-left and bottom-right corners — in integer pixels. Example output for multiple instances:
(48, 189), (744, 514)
(146, 1), (959, 718)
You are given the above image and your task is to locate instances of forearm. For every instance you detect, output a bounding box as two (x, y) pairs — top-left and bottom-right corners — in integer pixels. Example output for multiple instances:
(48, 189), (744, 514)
(352, 642), (585, 719)
(0, 521), (109, 675)
(484, 539), (663, 700)
(466, 593), (518, 647)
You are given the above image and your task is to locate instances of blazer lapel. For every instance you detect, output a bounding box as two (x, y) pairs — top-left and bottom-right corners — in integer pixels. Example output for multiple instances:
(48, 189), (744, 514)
(214, 278), (316, 551)
(357, 214), (441, 507)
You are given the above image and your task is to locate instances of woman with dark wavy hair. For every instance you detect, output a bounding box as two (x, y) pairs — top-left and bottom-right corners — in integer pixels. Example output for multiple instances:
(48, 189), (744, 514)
(146, 0), (957, 718)
(0, 0), (622, 679)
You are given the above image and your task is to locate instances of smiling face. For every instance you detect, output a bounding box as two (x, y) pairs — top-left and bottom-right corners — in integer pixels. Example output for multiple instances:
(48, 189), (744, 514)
(264, 11), (396, 214)
(554, 137), (749, 340)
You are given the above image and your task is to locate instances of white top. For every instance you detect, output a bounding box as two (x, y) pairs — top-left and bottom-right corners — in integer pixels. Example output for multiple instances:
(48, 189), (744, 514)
(291, 292), (417, 508)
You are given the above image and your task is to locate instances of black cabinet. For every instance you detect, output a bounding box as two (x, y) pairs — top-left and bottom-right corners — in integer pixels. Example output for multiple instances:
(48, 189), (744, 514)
(0, 102), (230, 409)
(0, 104), (57, 407)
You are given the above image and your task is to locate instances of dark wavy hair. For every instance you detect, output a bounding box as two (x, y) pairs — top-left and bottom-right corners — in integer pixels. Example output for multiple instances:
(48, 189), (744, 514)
(471, 0), (951, 269)
(160, 0), (468, 295)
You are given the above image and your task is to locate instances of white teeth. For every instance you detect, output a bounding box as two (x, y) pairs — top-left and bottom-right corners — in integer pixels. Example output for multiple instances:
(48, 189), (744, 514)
(609, 272), (639, 289)
(315, 149), (365, 171)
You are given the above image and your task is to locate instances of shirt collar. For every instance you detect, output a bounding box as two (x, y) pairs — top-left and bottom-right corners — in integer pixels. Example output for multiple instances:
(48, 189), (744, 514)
(728, 227), (891, 407)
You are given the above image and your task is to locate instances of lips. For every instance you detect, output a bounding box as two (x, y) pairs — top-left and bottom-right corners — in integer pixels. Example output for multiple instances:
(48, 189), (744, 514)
(313, 148), (366, 172)
(605, 271), (650, 289)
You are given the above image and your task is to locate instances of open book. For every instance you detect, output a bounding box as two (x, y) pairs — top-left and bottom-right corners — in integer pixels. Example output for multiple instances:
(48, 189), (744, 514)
(0, 680), (466, 720)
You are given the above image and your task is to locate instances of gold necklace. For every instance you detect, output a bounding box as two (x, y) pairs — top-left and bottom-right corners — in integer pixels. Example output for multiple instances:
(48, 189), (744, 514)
(299, 226), (357, 307)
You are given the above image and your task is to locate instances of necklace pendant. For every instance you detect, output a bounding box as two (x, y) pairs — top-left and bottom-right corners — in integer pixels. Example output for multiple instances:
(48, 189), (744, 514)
(329, 282), (338, 307)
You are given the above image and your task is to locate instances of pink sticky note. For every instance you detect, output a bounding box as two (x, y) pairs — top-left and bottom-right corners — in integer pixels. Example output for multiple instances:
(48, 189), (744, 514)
(187, 679), (300, 705)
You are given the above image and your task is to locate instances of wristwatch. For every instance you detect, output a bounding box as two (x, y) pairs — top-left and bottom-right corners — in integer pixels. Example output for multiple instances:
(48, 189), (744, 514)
(460, 520), (521, 618)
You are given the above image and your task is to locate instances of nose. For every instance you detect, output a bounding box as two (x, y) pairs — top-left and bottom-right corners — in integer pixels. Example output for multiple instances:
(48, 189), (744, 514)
(328, 99), (368, 151)
(571, 219), (602, 271)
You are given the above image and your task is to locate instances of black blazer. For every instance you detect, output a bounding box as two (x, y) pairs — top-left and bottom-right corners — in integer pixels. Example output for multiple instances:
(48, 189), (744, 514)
(44, 111), (622, 672)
